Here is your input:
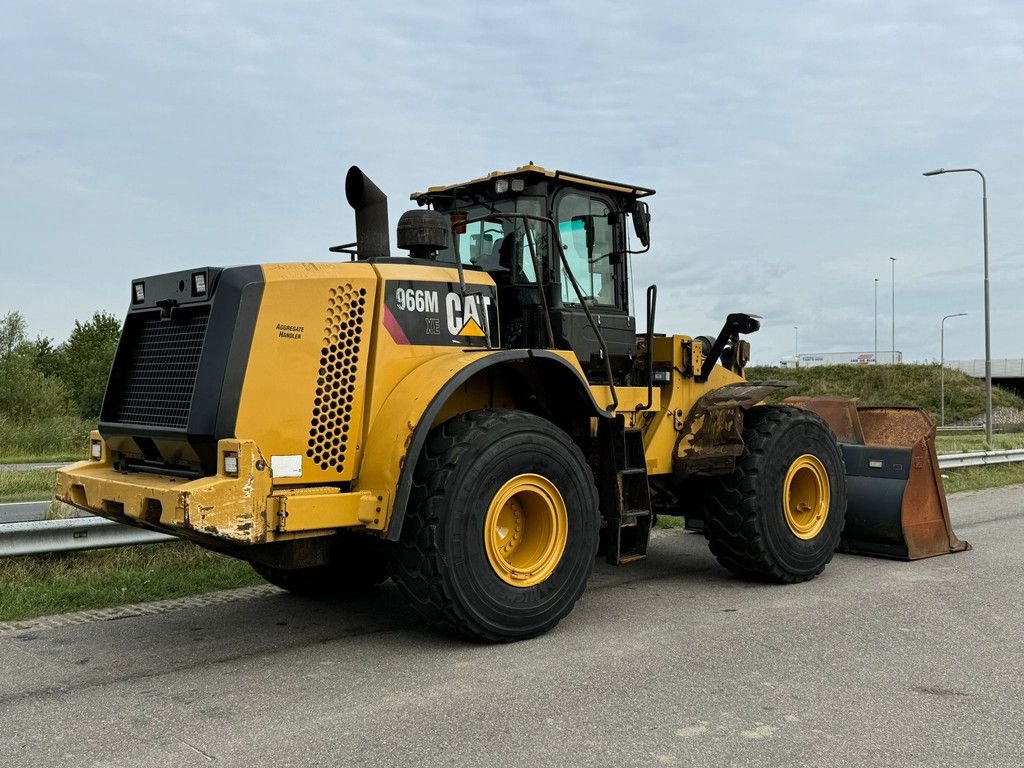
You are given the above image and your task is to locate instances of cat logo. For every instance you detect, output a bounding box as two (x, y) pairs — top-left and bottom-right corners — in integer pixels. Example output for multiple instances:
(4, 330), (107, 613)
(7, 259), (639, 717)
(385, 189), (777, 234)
(457, 317), (487, 337)
(383, 279), (498, 347)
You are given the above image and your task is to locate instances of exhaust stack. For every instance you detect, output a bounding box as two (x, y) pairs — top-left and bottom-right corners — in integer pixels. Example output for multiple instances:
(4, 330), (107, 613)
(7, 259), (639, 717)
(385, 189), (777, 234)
(345, 166), (391, 260)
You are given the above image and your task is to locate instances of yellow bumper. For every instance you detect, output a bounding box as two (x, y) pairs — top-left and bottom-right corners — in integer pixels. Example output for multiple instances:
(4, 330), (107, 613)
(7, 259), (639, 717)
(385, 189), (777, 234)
(55, 434), (387, 546)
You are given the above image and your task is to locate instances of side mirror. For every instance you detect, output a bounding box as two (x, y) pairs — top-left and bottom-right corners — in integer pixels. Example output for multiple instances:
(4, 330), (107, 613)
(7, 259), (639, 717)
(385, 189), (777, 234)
(631, 201), (651, 248)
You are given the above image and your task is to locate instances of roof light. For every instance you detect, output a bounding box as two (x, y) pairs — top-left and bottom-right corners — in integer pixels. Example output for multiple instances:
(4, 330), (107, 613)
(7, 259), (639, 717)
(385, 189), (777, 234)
(132, 282), (145, 304)
(510, 178), (525, 192)
(494, 179), (510, 194)
(192, 272), (207, 296)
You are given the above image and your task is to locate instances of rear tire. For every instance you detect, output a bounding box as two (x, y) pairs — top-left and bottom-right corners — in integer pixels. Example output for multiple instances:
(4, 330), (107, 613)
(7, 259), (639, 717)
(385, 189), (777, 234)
(703, 405), (846, 583)
(390, 409), (600, 642)
(252, 533), (390, 596)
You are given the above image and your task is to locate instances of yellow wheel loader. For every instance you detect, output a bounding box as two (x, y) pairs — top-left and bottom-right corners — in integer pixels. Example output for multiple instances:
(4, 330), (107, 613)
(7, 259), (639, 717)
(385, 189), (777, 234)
(56, 164), (968, 642)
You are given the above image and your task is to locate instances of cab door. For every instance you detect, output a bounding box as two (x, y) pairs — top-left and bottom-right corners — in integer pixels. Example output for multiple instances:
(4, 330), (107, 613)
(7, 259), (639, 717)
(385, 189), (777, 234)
(551, 190), (635, 383)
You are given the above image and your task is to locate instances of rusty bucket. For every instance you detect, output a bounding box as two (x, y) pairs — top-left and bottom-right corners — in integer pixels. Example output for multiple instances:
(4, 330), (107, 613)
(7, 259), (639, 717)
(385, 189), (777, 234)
(784, 397), (970, 560)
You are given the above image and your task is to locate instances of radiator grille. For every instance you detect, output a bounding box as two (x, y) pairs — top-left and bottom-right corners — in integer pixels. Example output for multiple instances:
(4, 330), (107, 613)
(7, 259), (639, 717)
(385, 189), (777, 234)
(307, 284), (368, 472)
(106, 308), (210, 428)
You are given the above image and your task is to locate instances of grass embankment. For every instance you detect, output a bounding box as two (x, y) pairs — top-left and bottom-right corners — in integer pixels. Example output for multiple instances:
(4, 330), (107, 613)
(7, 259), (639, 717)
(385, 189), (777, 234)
(746, 363), (1024, 426)
(0, 416), (92, 463)
(0, 543), (263, 622)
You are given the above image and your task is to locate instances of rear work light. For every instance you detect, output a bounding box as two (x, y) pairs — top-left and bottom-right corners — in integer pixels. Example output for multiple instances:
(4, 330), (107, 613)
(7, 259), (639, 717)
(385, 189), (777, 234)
(90, 440), (102, 460)
(192, 272), (206, 296)
(132, 282), (145, 304)
(223, 452), (239, 476)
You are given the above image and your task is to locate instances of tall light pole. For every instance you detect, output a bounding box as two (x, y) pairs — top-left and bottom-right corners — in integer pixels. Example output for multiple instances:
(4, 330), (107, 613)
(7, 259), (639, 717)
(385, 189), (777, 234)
(890, 257), (896, 364)
(874, 278), (878, 364)
(793, 326), (799, 357)
(924, 167), (993, 446)
(940, 312), (967, 426)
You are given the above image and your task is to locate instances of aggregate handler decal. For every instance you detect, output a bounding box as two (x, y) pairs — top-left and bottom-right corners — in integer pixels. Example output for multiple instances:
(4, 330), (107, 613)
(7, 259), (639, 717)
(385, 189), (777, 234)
(382, 280), (499, 347)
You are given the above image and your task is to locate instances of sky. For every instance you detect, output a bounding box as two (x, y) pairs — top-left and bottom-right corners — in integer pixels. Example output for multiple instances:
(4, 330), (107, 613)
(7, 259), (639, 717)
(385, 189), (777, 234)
(2, 1), (1022, 365)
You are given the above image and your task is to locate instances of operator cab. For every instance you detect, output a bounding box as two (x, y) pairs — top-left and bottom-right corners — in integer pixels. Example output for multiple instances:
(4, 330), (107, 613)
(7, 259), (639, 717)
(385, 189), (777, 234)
(411, 164), (653, 384)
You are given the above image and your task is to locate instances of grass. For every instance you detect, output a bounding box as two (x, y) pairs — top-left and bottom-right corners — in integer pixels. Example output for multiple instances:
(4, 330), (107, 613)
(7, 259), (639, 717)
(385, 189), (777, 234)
(0, 416), (93, 462)
(0, 542), (264, 622)
(747, 363), (1024, 426)
(941, 463), (1024, 494)
(934, 433), (1024, 453)
(0, 468), (57, 503)
(0, 454), (82, 465)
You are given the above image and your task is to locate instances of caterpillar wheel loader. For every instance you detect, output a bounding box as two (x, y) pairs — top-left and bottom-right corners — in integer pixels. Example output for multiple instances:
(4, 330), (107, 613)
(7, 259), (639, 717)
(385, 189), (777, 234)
(55, 163), (968, 642)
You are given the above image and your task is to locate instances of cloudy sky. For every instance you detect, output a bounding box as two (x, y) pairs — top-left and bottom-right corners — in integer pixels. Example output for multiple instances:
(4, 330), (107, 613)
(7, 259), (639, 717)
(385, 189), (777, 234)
(3, 1), (1022, 365)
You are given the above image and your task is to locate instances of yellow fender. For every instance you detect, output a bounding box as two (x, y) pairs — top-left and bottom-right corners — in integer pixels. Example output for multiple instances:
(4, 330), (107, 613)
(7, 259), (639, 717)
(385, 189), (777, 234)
(356, 349), (607, 540)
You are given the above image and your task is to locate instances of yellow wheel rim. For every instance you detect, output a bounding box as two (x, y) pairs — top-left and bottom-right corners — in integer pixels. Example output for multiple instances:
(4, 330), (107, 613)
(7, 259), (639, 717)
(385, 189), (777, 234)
(484, 473), (568, 588)
(782, 454), (830, 540)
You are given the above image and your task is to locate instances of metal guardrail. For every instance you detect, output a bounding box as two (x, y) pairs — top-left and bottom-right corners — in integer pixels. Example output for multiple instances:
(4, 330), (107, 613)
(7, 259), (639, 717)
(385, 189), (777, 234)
(0, 517), (175, 557)
(937, 448), (1024, 470)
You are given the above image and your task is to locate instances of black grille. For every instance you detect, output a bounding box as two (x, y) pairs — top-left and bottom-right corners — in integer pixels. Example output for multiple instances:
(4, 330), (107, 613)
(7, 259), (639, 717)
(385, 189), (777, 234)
(106, 307), (210, 428)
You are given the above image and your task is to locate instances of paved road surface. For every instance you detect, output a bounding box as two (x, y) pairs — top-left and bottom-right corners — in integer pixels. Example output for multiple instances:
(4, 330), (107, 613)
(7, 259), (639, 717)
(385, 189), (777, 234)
(0, 501), (94, 524)
(1, 486), (1021, 767)
(0, 462), (69, 473)
(0, 501), (52, 524)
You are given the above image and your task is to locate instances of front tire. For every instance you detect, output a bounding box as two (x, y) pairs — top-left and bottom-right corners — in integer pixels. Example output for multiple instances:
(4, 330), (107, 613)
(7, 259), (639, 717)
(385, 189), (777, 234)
(703, 405), (846, 583)
(390, 409), (600, 642)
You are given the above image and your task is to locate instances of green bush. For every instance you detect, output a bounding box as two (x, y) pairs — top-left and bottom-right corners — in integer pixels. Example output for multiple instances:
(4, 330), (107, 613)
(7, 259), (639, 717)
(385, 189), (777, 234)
(0, 311), (108, 460)
(59, 311), (121, 419)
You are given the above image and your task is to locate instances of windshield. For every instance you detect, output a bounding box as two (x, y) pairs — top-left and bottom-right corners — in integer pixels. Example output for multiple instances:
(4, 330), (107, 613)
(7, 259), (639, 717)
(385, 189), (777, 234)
(438, 197), (547, 284)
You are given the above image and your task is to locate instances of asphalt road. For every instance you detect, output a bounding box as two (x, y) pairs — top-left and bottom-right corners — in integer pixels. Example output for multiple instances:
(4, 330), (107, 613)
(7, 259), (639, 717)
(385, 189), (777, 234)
(1, 486), (1021, 768)
(0, 501), (52, 524)
(0, 501), (93, 524)
(0, 462), (69, 473)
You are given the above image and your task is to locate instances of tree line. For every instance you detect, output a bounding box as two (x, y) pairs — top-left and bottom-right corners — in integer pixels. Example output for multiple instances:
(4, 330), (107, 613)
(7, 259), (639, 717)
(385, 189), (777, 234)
(0, 310), (121, 424)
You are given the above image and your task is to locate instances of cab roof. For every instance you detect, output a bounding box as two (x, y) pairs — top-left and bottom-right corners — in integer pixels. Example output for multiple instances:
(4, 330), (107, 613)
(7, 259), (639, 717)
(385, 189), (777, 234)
(411, 163), (656, 203)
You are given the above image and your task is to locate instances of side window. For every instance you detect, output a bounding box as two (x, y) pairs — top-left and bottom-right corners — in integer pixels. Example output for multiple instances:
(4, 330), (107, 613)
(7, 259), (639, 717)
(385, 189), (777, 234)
(557, 193), (615, 305)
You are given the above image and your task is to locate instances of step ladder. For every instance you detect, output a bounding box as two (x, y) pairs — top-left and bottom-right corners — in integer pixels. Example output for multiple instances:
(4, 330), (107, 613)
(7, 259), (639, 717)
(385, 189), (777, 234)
(599, 418), (653, 565)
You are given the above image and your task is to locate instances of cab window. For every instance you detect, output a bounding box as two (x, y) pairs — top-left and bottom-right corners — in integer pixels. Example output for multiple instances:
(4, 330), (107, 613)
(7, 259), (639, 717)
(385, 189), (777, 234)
(450, 197), (546, 285)
(454, 201), (511, 267)
(557, 192), (616, 306)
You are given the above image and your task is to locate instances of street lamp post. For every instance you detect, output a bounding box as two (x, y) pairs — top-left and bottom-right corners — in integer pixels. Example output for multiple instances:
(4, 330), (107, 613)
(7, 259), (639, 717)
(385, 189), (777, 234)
(924, 167), (993, 446)
(874, 278), (878, 364)
(940, 312), (968, 426)
(890, 257), (896, 364)
(794, 326), (798, 358)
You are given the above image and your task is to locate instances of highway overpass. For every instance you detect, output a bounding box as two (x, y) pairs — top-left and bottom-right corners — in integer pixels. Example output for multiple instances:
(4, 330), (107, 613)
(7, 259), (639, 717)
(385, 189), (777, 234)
(945, 359), (1024, 396)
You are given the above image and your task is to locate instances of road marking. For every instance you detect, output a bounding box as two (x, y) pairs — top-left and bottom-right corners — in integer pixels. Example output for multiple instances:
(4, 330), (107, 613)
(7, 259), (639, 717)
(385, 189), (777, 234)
(0, 500), (49, 507)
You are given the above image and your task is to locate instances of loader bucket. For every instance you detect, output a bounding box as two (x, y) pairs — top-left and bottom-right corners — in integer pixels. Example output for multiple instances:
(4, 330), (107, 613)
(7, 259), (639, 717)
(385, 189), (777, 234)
(783, 397), (970, 560)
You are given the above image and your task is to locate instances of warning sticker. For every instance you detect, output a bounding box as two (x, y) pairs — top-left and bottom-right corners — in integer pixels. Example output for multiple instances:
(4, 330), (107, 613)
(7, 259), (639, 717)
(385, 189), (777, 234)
(382, 280), (499, 347)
